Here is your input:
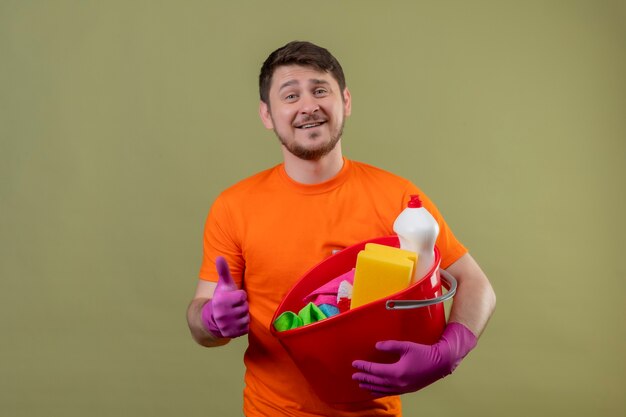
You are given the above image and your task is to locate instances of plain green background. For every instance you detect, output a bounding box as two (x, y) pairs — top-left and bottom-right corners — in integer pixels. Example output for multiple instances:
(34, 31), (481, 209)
(1, 1), (625, 416)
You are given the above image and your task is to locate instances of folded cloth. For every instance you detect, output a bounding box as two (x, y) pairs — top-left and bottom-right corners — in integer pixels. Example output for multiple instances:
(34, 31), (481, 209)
(298, 302), (328, 325)
(273, 302), (329, 332)
(273, 311), (303, 332)
(303, 269), (355, 307)
(318, 304), (340, 318)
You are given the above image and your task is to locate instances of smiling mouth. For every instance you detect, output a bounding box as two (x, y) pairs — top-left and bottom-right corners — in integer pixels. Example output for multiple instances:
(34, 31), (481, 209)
(296, 121), (326, 129)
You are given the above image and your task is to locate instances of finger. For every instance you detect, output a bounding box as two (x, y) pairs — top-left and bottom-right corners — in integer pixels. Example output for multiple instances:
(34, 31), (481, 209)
(214, 306), (249, 322)
(223, 327), (246, 338)
(352, 360), (396, 378)
(237, 322), (250, 334)
(215, 256), (237, 292)
(215, 290), (247, 307)
(223, 322), (249, 338)
(213, 298), (249, 318)
(374, 340), (414, 355)
(352, 371), (390, 387)
(214, 313), (249, 334)
(228, 305), (251, 320)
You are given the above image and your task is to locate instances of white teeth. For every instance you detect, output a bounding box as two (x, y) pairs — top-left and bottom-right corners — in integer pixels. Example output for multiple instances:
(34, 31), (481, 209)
(300, 123), (322, 129)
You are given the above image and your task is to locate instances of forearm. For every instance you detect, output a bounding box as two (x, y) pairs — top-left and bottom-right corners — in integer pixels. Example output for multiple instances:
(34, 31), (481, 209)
(446, 254), (496, 338)
(186, 298), (230, 347)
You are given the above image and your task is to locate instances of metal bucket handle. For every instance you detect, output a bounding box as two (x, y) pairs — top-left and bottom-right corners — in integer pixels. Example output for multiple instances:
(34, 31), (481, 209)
(385, 269), (457, 310)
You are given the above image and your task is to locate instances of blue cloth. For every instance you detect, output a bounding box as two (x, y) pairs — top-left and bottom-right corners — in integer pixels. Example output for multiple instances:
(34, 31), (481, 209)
(318, 304), (340, 317)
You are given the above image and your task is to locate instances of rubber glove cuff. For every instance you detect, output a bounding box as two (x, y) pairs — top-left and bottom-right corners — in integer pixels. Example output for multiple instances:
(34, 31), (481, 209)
(440, 321), (478, 375)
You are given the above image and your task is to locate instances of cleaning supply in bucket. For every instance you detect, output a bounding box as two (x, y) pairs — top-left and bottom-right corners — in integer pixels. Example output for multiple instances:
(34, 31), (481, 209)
(336, 279), (353, 313)
(273, 311), (303, 331)
(302, 269), (355, 307)
(350, 244), (417, 309)
(275, 269), (355, 332)
(298, 302), (328, 325)
(274, 302), (328, 332)
(393, 194), (439, 282)
(318, 304), (340, 317)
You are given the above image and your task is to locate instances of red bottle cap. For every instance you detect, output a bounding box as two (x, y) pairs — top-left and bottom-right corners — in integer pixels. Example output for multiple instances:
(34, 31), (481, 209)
(407, 195), (423, 208)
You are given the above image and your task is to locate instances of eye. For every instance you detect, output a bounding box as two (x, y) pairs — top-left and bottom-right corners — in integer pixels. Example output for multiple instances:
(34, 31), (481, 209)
(314, 88), (328, 96)
(284, 93), (298, 102)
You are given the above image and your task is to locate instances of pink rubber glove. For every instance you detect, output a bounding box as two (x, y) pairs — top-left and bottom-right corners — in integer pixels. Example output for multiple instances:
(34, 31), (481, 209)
(352, 322), (477, 397)
(201, 256), (249, 339)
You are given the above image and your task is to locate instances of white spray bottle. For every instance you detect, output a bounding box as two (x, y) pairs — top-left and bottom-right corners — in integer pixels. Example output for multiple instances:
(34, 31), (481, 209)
(393, 194), (440, 283)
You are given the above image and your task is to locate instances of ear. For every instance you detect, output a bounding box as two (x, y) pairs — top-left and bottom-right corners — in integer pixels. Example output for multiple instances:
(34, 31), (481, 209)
(343, 88), (352, 117)
(259, 101), (274, 129)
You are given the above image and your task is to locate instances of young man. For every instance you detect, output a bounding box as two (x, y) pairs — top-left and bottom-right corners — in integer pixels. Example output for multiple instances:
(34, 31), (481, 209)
(187, 41), (496, 416)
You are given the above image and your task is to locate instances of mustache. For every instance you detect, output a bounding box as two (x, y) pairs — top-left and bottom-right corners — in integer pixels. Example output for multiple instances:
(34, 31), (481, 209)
(293, 114), (327, 126)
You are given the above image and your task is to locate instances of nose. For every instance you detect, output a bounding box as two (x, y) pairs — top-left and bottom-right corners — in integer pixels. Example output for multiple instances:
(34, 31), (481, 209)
(299, 94), (319, 115)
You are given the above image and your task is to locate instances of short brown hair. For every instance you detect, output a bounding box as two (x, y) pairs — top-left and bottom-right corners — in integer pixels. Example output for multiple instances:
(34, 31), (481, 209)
(259, 41), (346, 104)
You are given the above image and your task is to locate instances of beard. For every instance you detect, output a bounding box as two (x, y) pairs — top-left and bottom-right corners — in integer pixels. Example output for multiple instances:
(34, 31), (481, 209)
(273, 117), (345, 161)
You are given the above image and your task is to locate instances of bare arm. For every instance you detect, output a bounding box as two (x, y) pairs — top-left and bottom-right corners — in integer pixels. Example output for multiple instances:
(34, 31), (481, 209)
(445, 253), (496, 337)
(186, 280), (230, 347)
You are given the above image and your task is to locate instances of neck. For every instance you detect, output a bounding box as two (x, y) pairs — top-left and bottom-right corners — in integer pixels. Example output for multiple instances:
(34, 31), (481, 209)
(282, 142), (344, 184)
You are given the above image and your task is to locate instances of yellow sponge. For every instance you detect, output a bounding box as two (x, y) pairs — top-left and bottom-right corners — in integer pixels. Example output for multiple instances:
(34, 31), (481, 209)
(363, 243), (418, 264)
(350, 244), (417, 309)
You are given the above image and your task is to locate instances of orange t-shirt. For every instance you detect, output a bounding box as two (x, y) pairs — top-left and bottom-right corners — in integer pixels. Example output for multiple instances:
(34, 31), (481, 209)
(199, 159), (467, 416)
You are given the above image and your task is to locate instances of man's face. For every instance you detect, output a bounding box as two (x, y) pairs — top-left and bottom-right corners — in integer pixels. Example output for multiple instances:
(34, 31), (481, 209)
(259, 65), (352, 161)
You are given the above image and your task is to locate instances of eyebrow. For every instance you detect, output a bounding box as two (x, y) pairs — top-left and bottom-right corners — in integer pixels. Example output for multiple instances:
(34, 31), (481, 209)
(278, 78), (330, 91)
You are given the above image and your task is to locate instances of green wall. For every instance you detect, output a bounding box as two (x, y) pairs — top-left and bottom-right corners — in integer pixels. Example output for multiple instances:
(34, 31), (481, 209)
(1, 1), (624, 416)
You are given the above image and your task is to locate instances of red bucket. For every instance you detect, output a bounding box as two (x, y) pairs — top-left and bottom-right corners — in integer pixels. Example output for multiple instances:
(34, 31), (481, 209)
(270, 236), (456, 404)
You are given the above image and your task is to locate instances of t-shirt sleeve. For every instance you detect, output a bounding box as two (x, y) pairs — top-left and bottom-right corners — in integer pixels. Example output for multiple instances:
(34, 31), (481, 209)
(401, 182), (468, 269)
(198, 193), (245, 287)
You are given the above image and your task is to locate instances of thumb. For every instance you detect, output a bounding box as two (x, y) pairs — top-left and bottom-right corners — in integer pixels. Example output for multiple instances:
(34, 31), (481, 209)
(215, 256), (237, 293)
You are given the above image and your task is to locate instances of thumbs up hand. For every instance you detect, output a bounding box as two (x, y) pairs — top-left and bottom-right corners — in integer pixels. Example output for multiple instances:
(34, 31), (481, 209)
(201, 256), (250, 339)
